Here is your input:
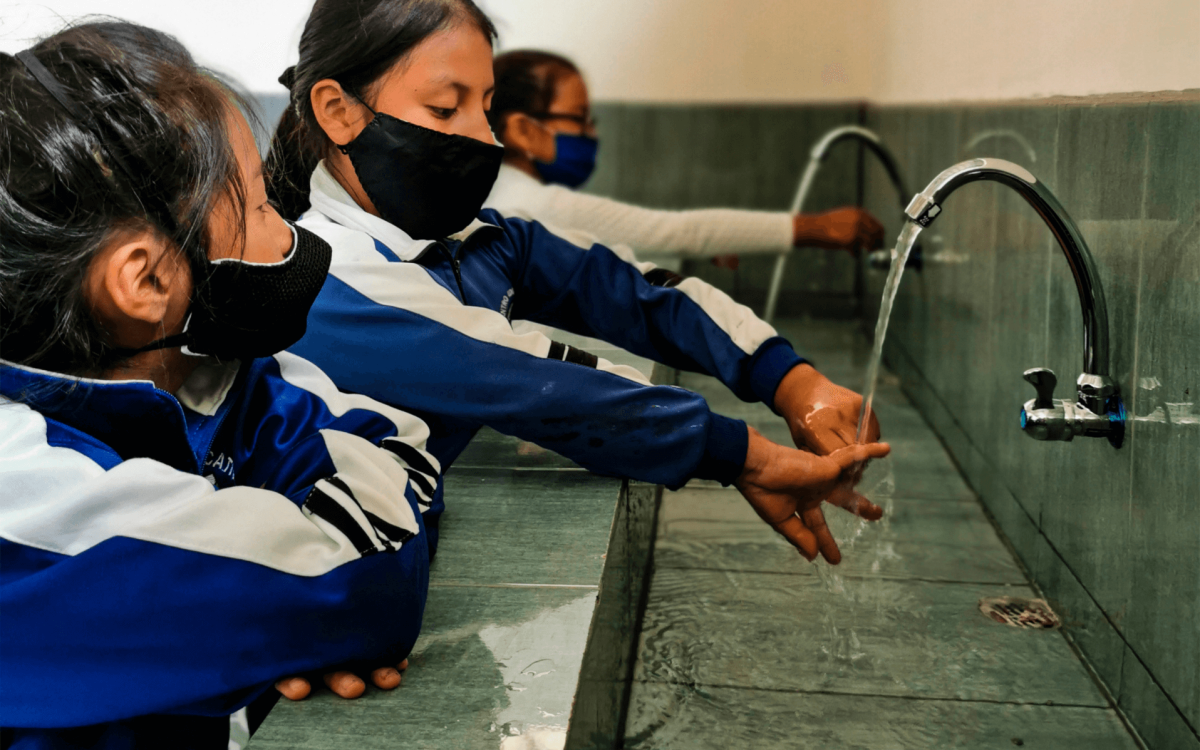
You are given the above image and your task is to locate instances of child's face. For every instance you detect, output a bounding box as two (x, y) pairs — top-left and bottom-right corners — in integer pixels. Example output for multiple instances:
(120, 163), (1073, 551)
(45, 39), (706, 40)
(208, 107), (295, 264)
(364, 24), (496, 146)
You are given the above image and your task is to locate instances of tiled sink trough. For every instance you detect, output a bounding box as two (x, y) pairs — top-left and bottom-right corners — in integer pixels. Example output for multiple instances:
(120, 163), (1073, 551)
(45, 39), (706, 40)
(250, 336), (666, 750)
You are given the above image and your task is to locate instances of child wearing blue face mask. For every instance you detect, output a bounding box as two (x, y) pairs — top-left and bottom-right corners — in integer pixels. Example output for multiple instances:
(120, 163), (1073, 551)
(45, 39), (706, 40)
(486, 50), (887, 270)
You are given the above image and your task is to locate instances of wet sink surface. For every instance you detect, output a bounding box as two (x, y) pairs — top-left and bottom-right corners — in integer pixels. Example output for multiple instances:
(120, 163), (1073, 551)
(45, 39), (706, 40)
(625, 320), (1140, 749)
(250, 337), (659, 750)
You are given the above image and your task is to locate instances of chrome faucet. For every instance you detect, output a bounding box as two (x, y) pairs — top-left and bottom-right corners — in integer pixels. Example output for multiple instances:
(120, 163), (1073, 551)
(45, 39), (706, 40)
(904, 158), (1125, 447)
(764, 125), (913, 322)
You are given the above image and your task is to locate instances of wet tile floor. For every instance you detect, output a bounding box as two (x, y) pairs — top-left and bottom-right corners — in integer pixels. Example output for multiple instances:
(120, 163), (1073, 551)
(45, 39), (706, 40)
(624, 320), (1141, 749)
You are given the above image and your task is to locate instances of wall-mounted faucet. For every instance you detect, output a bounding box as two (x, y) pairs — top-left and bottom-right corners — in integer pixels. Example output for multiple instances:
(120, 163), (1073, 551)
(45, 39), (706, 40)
(904, 158), (1125, 447)
(764, 125), (914, 323)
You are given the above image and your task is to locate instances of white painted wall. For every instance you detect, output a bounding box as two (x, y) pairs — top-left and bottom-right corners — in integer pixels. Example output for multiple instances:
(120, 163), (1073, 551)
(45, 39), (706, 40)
(490, 0), (1200, 102)
(0, 0), (307, 95)
(486, 0), (881, 103)
(1, 0), (1197, 103)
(869, 0), (1200, 104)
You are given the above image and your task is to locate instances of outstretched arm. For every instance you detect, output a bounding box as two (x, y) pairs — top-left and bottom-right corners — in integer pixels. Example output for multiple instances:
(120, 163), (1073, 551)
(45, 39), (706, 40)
(290, 247), (750, 490)
(493, 214), (879, 452)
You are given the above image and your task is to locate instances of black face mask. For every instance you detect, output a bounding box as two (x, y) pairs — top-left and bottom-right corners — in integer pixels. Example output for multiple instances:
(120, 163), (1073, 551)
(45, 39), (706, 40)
(338, 112), (503, 240)
(121, 224), (332, 362)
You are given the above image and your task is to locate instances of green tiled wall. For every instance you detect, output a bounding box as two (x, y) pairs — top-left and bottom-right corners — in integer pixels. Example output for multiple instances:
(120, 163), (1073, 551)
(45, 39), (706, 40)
(858, 93), (1200, 750)
(586, 103), (868, 316)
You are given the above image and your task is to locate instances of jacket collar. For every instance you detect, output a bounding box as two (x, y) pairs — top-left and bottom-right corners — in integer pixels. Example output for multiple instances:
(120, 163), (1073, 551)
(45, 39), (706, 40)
(0, 357), (241, 471)
(305, 160), (500, 261)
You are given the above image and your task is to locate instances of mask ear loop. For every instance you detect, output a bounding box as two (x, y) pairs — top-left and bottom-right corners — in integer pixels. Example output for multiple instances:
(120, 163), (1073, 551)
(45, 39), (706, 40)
(335, 89), (379, 155)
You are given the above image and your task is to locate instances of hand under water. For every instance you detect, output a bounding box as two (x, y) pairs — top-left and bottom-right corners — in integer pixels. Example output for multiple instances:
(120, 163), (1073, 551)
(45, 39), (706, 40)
(276, 659), (409, 701)
(736, 426), (889, 564)
(774, 363), (881, 455)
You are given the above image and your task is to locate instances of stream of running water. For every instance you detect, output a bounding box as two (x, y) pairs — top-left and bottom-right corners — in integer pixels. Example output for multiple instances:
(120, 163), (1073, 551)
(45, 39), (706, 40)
(856, 221), (924, 443)
(814, 220), (925, 666)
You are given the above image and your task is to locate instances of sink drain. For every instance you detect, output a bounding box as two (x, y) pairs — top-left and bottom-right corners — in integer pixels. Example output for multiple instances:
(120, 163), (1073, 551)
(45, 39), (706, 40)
(979, 596), (1061, 629)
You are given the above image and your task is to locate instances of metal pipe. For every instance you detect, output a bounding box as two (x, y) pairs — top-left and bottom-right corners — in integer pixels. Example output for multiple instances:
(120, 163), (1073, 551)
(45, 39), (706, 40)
(905, 158), (1109, 377)
(764, 125), (910, 323)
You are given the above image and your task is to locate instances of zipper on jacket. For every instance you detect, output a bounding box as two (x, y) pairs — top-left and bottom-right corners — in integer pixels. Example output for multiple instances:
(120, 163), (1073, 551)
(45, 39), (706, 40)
(437, 241), (467, 301)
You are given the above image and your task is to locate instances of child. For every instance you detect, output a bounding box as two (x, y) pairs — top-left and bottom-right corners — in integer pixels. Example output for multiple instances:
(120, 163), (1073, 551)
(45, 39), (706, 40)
(0, 22), (441, 747)
(266, 0), (888, 570)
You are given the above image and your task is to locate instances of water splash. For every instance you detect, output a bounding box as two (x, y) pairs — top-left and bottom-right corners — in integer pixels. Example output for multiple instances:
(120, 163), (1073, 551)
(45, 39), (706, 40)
(856, 221), (924, 443)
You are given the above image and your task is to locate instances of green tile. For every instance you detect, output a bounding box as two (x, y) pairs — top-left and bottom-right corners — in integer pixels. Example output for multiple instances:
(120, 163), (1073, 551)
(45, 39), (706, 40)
(624, 683), (1139, 750)
(1144, 101), (1200, 222)
(655, 487), (1026, 584)
(1056, 103), (1150, 223)
(632, 568), (1105, 706)
(1117, 644), (1200, 750)
(433, 468), (623, 585)
(454, 427), (587, 470)
(1126, 206), (1200, 731)
(1026, 528), (1128, 699)
(250, 586), (598, 749)
(588, 103), (862, 306)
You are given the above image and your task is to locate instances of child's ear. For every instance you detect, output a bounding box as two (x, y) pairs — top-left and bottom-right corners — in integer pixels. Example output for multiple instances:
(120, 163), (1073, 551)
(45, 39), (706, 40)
(86, 230), (189, 346)
(311, 79), (370, 146)
(506, 112), (554, 162)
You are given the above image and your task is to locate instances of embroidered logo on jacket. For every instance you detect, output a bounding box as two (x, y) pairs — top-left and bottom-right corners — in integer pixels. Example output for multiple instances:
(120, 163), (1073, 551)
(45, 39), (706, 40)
(204, 452), (236, 484)
(499, 287), (515, 320)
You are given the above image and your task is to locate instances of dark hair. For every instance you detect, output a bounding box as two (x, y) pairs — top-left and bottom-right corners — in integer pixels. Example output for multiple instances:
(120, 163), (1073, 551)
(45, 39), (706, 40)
(266, 0), (497, 221)
(0, 21), (249, 375)
(488, 50), (581, 150)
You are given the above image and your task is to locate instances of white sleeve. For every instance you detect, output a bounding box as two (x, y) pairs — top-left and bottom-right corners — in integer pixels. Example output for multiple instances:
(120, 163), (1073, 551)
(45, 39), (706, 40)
(508, 183), (795, 257)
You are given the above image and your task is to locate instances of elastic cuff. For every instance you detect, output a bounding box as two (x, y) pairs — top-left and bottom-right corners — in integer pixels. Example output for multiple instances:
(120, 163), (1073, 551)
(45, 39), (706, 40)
(690, 413), (748, 487)
(747, 337), (810, 410)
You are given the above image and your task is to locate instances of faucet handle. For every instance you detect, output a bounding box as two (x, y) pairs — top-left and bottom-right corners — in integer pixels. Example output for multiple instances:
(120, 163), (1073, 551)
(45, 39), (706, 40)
(1023, 367), (1057, 409)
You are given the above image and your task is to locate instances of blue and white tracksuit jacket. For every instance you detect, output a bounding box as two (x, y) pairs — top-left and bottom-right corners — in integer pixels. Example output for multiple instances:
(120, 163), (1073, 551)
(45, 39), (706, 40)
(291, 163), (810, 543)
(0, 353), (439, 749)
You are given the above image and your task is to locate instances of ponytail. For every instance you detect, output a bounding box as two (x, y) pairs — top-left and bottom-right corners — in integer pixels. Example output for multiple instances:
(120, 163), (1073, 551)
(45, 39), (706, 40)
(265, 68), (317, 220)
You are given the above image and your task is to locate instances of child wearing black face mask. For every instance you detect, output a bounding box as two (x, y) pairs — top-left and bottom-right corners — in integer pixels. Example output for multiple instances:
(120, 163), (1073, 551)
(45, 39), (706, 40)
(268, 0), (889, 573)
(0, 22), (443, 748)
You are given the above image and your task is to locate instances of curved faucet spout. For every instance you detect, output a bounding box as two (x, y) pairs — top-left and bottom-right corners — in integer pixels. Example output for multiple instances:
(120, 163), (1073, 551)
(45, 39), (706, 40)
(766, 125), (911, 323)
(791, 125), (910, 214)
(905, 158), (1110, 379)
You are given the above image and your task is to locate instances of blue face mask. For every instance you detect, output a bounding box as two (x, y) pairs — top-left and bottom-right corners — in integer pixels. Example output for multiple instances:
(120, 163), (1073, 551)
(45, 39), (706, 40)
(534, 132), (599, 188)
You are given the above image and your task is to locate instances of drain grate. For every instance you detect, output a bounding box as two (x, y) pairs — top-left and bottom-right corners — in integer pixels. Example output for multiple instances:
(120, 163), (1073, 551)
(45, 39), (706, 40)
(979, 596), (1061, 629)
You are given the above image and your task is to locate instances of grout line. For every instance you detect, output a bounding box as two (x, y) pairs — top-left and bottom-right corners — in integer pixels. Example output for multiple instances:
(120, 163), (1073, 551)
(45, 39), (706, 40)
(631, 678), (1111, 710)
(428, 581), (598, 590)
(652, 563), (1028, 588)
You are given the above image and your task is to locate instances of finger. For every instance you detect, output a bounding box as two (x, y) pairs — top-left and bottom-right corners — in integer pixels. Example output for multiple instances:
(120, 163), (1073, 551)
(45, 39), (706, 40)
(832, 424), (857, 450)
(771, 514), (818, 561)
(323, 671), (366, 699)
(826, 485), (884, 521)
(275, 676), (311, 701)
(801, 505), (841, 565)
(864, 410), (882, 443)
(828, 442), (891, 469)
(371, 667), (402, 690)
